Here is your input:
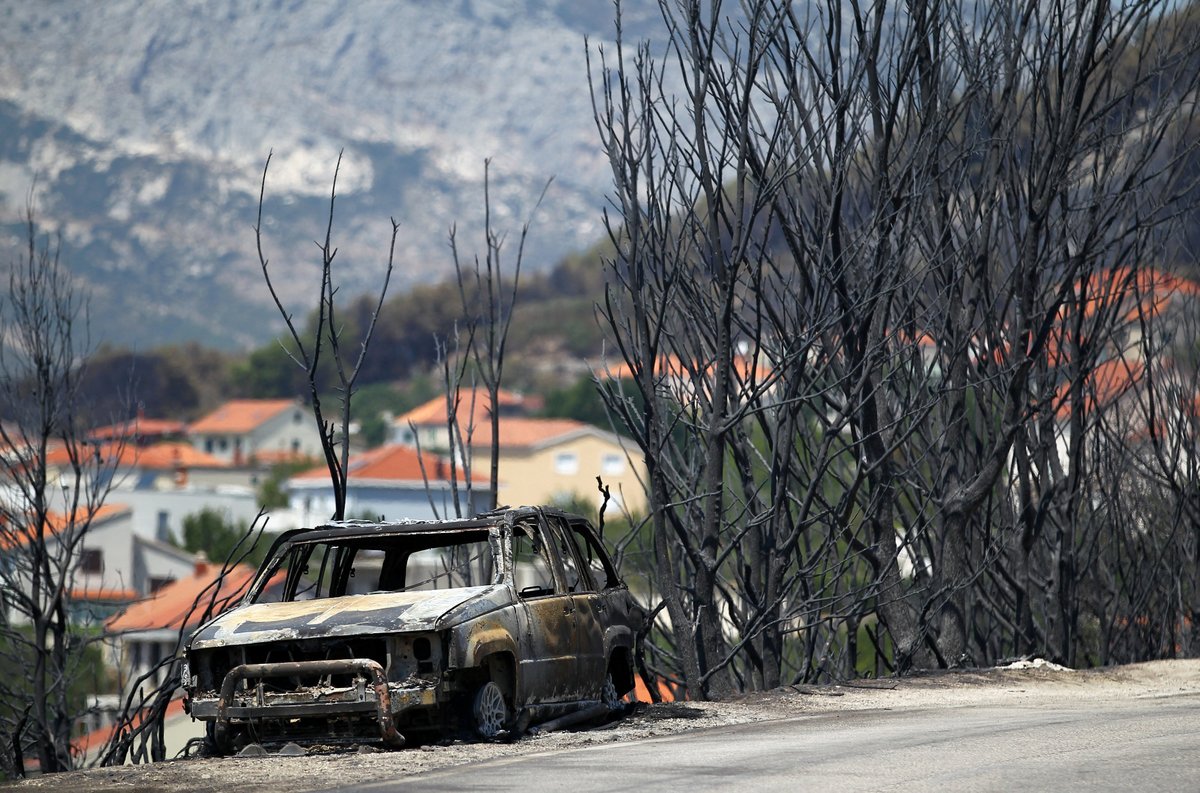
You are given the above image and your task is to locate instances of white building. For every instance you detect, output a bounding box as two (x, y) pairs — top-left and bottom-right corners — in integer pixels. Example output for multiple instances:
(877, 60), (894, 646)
(188, 398), (324, 466)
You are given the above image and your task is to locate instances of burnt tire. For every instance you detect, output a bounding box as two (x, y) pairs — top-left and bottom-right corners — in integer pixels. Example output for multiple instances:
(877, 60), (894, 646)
(203, 720), (236, 756)
(473, 680), (509, 739)
(600, 672), (622, 711)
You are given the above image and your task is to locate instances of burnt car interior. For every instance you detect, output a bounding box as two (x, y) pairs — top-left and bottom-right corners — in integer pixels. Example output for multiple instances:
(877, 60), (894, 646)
(252, 528), (502, 602)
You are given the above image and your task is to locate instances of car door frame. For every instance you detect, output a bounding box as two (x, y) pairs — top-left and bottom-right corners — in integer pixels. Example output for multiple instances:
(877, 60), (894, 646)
(539, 512), (609, 691)
(509, 517), (580, 706)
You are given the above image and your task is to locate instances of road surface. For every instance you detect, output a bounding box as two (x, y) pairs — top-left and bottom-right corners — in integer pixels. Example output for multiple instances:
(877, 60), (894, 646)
(348, 695), (1200, 792)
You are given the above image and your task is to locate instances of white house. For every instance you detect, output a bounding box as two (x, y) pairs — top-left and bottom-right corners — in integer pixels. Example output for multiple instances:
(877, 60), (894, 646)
(1, 503), (198, 625)
(188, 398), (324, 466)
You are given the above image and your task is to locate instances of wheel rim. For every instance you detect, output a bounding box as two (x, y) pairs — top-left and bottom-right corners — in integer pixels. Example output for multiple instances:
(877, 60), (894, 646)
(601, 673), (621, 710)
(474, 681), (507, 738)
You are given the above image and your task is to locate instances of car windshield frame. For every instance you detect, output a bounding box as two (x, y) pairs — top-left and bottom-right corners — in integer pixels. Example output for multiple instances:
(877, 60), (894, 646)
(245, 522), (510, 604)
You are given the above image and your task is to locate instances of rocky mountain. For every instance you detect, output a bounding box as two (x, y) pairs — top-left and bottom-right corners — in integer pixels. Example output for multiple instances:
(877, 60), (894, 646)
(0, 0), (665, 349)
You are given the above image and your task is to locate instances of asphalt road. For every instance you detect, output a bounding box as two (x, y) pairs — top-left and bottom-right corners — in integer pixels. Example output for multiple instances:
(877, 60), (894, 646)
(346, 695), (1200, 792)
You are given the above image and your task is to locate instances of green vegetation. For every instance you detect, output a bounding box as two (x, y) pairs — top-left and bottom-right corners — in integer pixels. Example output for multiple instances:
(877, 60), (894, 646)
(256, 459), (318, 509)
(347, 378), (438, 447)
(178, 508), (271, 569)
(0, 627), (112, 775)
(74, 242), (614, 429)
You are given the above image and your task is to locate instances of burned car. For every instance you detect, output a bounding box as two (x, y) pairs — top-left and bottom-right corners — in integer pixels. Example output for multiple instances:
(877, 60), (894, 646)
(181, 507), (644, 751)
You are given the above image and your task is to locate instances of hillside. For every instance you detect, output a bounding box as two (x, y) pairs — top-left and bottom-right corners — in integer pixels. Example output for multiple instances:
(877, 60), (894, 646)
(0, 0), (663, 350)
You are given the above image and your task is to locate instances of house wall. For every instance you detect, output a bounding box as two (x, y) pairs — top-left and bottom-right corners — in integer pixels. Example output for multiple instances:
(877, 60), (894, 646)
(285, 481), (492, 526)
(72, 512), (138, 595)
(68, 513), (195, 597)
(249, 407), (326, 462)
(133, 536), (201, 592)
(392, 423), (452, 453)
(173, 466), (264, 492)
(105, 488), (265, 546)
(494, 434), (647, 514)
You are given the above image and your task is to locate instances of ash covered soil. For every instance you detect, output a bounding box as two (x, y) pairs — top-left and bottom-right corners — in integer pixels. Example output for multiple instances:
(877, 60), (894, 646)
(11, 659), (1200, 793)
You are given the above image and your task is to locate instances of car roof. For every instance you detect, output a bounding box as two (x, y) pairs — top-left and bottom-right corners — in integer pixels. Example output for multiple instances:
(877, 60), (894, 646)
(267, 506), (587, 548)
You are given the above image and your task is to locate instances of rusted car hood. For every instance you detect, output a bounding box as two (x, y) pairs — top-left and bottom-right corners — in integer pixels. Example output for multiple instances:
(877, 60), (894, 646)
(190, 585), (510, 649)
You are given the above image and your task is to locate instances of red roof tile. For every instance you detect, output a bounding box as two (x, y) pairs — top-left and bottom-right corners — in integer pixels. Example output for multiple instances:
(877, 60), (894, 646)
(487, 417), (593, 449)
(87, 418), (188, 442)
(396, 388), (535, 428)
(106, 562), (259, 633)
(68, 586), (140, 603)
(45, 441), (226, 470)
(293, 444), (486, 484)
(596, 354), (772, 383)
(134, 442), (226, 469)
(1055, 358), (1146, 419)
(189, 399), (300, 434)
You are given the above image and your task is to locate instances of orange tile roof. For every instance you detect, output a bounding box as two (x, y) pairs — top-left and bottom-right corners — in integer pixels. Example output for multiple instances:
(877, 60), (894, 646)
(189, 399), (300, 434)
(396, 388), (534, 428)
(1055, 358), (1145, 419)
(292, 444), (487, 484)
(68, 586), (140, 603)
(1070, 266), (1199, 320)
(106, 562), (259, 634)
(596, 353), (773, 384)
(486, 417), (593, 449)
(134, 442), (226, 469)
(87, 418), (188, 442)
(44, 441), (226, 470)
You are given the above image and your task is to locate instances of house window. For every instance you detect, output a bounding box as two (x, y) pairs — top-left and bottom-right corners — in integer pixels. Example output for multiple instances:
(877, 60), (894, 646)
(149, 576), (175, 593)
(204, 438), (214, 453)
(554, 452), (579, 475)
(218, 437), (228, 451)
(156, 511), (171, 543)
(79, 548), (103, 575)
(601, 453), (625, 476)
(291, 439), (301, 453)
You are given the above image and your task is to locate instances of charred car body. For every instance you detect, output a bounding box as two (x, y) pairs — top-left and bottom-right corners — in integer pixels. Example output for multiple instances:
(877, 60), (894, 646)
(181, 507), (644, 751)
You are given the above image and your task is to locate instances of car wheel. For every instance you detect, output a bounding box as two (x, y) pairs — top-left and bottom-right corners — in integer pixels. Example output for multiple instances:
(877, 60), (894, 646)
(601, 672), (622, 710)
(473, 680), (508, 738)
(204, 720), (237, 756)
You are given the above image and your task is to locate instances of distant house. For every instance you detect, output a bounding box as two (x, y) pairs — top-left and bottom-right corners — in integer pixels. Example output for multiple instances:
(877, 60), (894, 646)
(1, 504), (197, 624)
(283, 443), (491, 525)
(188, 398), (323, 466)
(44, 440), (263, 546)
(391, 388), (542, 451)
(479, 417), (647, 514)
(391, 390), (645, 514)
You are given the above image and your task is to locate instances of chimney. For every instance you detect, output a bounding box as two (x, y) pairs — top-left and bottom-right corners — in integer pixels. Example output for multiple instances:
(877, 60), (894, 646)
(173, 447), (188, 487)
(194, 550), (210, 577)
